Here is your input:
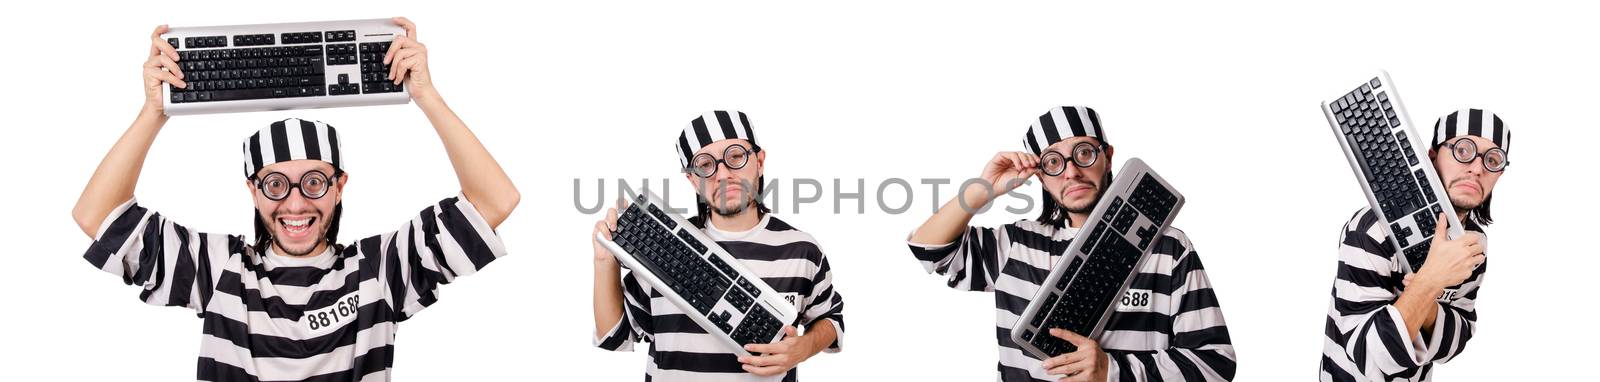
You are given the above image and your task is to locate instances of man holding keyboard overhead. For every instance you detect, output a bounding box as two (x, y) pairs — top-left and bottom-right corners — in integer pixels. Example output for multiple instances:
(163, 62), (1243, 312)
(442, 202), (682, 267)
(71, 18), (520, 381)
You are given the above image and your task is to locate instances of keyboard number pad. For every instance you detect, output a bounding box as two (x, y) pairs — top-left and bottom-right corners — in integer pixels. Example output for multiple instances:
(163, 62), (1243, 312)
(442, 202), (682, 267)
(358, 42), (403, 94)
(1028, 230), (1143, 357)
(729, 307), (784, 350)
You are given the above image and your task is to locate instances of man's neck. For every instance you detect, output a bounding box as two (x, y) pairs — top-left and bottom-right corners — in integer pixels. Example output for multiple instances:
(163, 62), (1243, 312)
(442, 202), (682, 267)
(271, 241), (329, 258)
(709, 209), (762, 232)
(1066, 212), (1089, 229)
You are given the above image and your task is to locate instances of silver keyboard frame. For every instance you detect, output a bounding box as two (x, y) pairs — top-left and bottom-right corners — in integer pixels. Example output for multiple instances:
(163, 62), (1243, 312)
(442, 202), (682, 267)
(1010, 158), (1184, 359)
(595, 190), (800, 356)
(160, 19), (411, 115)
(1319, 70), (1464, 273)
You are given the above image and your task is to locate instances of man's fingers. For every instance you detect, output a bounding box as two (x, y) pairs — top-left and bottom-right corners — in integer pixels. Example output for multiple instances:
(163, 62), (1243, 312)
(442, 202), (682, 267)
(743, 339), (789, 355)
(149, 67), (186, 88)
(389, 48), (423, 80)
(155, 55), (183, 78)
(149, 25), (170, 58)
(1049, 328), (1092, 346)
(392, 17), (417, 39)
(741, 364), (782, 376)
(738, 353), (781, 367)
(386, 41), (411, 77)
(1046, 358), (1088, 376)
(394, 56), (422, 84)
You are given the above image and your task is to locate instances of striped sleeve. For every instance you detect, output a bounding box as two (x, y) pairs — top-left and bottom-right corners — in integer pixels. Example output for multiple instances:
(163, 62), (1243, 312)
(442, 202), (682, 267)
(799, 248), (845, 352)
(594, 271), (655, 352)
(906, 225), (1007, 292)
(370, 194), (508, 321)
(81, 199), (240, 313)
(1106, 233), (1236, 381)
(1325, 210), (1435, 376)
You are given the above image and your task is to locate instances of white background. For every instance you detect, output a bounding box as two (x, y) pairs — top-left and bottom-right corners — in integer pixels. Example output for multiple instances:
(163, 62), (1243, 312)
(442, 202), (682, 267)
(1, 1), (1592, 380)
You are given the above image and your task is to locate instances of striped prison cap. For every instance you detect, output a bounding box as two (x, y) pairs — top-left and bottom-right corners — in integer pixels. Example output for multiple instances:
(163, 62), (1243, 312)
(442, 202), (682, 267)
(1433, 108), (1511, 153)
(675, 110), (758, 168)
(1024, 106), (1106, 155)
(242, 118), (344, 179)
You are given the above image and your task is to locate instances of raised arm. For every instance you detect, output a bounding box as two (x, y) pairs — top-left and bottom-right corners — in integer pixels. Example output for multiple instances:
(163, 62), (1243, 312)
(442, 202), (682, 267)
(72, 25), (186, 238)
(909, 151), (1038, 244)
(383, 17), (519, 229)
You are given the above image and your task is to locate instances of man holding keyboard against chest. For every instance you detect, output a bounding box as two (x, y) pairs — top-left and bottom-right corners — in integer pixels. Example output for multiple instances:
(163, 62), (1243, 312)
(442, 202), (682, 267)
(590, 111), (846, 381)
(1320, 109), (1510, 382)
(906, 106), (1236, 382)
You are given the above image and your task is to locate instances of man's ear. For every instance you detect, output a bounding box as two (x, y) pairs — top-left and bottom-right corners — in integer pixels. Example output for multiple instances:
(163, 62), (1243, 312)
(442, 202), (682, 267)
(1103, 144), (1115, 162)
(1427, 147), (1437, 160)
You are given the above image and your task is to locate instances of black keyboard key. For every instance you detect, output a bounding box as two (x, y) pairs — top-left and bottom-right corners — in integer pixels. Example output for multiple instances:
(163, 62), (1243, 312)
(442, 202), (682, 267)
(726, 286), (755, 313)
(233, 34), (275, 47)
(1031, 229), (1145, 356)
(185, 36), (228, 49)
(647, 204), (676, 229)
(325, 30), (356, 42)
(737, 277), (761, 298)
(1110, 203), (1138, 234)
(707, 255), (737, 278)
(1413, 209), (1436, 239)
(1080, 224), (1106, 256)
(1404, 243), (1431, 271)
(281, 32), (322, 44)
(729, 307), (784, 350)
(1128, 175), (1179, 223)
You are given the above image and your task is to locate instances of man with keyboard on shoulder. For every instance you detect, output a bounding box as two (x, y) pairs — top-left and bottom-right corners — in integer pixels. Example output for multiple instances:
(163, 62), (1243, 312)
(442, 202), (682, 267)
(71, 18), (520, 381)
(1320, 109), (1510, 381)
(591, 111), (846, 381)
(906, 106), (1236, 382)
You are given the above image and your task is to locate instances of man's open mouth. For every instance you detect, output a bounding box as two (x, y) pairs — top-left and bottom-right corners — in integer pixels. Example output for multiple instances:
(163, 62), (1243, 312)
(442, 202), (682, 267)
(279, 217), (317, 237)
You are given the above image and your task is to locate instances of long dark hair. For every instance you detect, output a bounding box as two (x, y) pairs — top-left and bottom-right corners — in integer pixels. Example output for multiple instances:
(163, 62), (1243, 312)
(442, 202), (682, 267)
(1466, 195), (1493, 226)
(1035, 168), (1113, 227)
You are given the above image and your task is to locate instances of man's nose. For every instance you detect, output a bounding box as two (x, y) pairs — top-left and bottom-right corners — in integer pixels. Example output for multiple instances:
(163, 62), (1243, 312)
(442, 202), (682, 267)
(1463, 157), (1485, 176)
(279, 189), (313, 209)
(1062, 164), (1087, 180)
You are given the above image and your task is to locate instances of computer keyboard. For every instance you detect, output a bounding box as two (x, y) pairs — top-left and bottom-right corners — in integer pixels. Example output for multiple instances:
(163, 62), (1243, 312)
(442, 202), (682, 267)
(597, 191), (798, 355)
(1011, 158), (1184, 359)
(1321, 71), (1464, 272)
(159, 19), (411, 115)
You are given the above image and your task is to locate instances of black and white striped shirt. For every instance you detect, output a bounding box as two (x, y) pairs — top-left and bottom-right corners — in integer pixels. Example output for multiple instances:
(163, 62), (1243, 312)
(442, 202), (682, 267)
(908, 219), (1235, 382)
(82, 195), (507, 381)
(1320, 208), (1484, 381)
(595, 214), (846, 382)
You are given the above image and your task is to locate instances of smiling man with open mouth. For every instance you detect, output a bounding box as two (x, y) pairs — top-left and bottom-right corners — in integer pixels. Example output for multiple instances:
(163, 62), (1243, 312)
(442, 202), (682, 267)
(72, 18), (520, 382)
